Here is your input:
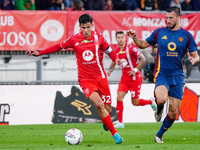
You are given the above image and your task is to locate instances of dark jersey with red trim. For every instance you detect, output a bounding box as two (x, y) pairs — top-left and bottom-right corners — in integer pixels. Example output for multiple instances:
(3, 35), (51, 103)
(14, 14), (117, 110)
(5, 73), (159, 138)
(146, 27), (197, 78)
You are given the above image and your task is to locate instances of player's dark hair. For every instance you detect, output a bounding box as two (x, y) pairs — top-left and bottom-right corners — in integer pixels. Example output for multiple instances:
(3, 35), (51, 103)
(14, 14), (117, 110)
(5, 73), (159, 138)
(166, 6), (180, 17)
(116, 31), (124, 37)
(79, 14), (93, 24)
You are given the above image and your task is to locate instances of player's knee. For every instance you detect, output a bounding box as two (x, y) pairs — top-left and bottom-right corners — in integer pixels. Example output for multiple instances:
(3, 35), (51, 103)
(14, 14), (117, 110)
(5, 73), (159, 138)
(117, 95), (123, 101)
(106, 108), (111, 114)
(168, 109), (178, 119)
(104, 104), (112, 114)
(156, 96), (167, 105)
(95, 101), (104, 110)
(131, 99), (139, 106)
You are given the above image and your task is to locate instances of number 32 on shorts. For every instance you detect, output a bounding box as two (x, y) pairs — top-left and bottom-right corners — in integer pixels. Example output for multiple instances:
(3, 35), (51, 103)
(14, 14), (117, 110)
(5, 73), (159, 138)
(101, 95), (111, 103)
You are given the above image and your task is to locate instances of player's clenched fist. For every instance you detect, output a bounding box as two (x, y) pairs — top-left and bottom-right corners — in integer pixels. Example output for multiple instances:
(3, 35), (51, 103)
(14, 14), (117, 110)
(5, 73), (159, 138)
(126, 29), (137, 39)
(115, 58), (123, 68)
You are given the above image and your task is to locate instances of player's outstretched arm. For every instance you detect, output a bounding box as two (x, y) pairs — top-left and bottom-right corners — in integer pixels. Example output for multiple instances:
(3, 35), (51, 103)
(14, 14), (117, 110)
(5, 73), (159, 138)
(126, 29), (150, 49)
(187, 51), (200, 65)
(26, 44), (62, 57)
(107, 62), (116, 77)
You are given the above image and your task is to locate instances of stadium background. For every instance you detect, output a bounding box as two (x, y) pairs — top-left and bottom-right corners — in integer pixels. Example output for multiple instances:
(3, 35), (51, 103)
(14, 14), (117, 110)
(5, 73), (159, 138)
(0, 11), (200, 125)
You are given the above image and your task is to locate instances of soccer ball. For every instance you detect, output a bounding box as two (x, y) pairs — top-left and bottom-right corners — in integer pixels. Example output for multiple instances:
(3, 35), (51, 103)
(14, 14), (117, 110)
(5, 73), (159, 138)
(65, 128), (83, 145)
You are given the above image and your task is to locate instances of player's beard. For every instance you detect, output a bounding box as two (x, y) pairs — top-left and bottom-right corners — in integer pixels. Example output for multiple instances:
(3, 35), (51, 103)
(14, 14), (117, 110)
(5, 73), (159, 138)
(167, 22), (177, 30)
(118, 41), (125, 47)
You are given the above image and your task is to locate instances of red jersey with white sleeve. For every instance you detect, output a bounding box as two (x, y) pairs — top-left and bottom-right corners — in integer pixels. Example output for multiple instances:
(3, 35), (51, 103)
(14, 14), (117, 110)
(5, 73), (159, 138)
(60, 31), (113, 81)
(115, 43), (142, 81)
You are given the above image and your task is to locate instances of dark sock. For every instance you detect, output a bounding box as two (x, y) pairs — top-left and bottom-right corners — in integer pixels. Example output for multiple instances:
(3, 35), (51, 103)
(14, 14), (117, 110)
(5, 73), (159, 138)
(156, 114), (175, 137)
(157, 105), (164, 114)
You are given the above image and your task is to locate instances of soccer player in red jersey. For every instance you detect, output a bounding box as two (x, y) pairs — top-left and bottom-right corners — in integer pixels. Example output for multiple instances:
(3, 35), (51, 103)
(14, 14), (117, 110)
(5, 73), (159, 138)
(26, 13), (123, 144)
(107, 31), (156, 128)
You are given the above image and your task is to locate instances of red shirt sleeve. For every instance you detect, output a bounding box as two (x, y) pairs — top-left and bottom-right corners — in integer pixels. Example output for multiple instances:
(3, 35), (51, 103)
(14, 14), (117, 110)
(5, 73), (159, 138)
(99, 34), (117, 62)
(60, 36), (73, 49)
(108, 50), (117, 62)
(39, 43), (61, 55)
(99, 34), (109, 52)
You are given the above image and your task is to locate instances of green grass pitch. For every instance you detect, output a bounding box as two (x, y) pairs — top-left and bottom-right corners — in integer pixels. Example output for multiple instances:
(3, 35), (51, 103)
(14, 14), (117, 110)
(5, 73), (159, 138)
(0, 122), (200, 150)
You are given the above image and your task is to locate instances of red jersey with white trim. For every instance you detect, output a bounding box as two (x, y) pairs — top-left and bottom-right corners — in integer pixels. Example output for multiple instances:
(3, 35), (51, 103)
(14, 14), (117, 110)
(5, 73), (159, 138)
(115, 43), (142, 80)
(60, 31), (109, 81)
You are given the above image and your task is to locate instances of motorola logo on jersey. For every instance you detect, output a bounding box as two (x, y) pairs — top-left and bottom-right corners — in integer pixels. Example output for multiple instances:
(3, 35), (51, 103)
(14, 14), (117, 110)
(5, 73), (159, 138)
(82, 50), (94, 61)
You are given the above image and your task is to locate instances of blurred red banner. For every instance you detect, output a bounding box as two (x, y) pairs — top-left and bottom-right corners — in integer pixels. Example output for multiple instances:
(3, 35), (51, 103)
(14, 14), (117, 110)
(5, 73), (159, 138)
(0, 11), (200, 51)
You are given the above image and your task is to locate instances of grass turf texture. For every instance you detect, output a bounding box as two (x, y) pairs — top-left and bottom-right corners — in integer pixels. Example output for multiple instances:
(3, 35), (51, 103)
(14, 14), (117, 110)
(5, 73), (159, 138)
(0, 122), (200, 150)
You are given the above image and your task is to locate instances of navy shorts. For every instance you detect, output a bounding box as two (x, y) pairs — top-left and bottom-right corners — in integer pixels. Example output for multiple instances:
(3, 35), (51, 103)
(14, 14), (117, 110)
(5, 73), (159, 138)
(155, 75), (185, 100)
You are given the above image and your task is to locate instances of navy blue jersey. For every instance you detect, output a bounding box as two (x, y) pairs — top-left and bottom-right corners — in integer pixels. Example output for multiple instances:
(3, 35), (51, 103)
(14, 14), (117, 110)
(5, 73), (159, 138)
(146, 27), (197, 77)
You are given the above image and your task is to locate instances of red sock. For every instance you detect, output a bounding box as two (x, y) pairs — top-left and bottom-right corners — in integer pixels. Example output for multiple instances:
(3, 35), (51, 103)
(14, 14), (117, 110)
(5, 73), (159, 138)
(116, 101), (123, 123)
(138, 99), (152, 106)
(101, 115), (117, 135)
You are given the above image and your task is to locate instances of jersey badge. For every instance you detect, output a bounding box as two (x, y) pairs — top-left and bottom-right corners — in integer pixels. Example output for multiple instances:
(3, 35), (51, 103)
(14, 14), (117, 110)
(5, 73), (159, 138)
(178, 37), (184, 42)
(82, 39), (93, 43)
(119, 50), (125, 54)
(161, 35), (167, 40)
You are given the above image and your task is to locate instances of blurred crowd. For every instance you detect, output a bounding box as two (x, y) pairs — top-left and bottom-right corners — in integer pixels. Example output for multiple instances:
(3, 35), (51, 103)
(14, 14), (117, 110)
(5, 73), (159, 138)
(0, 0), (199, 11)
